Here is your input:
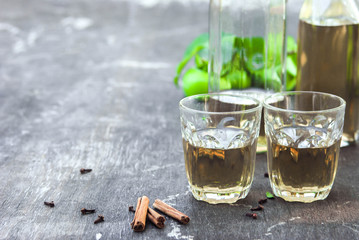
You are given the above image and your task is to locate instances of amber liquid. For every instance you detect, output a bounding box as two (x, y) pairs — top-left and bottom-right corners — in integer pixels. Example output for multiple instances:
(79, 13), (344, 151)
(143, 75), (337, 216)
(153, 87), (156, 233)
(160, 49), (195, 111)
(297, 20), (359, 144)
(267, 138), (340, 202)
(183, 139), (256, 202)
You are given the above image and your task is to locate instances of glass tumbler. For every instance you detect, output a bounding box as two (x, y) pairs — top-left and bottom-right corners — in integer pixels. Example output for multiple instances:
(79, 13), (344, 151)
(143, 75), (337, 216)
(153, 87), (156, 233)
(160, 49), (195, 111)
(179, 93), (262, 204)
(264, 91), (346, 202)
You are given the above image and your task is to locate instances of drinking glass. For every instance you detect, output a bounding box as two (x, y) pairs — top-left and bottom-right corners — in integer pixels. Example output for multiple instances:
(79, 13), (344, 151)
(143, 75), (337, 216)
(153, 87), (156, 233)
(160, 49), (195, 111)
(264, 91), (346, 202)
(179, 93), (262, 204)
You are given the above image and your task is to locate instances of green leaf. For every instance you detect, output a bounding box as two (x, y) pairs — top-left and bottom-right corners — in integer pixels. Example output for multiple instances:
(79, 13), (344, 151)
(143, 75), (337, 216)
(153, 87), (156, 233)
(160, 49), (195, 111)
(220, 61), (233, 77)
(267, 34), (283, 67)
(195, 54), (208, 71)
(226, 70), (251, 89)
(175, 34), (299, 92)
(184, 33), (209, 57)
(285, 36), (298, 90)
(286, 54), (297, 77)
(267, 70), (282, 92)
(286, 76), (297, 90)
(221, 34), (237, 64)
(174, 45), (204, 86)
(251, 69), (280, 91)
(251, 69), (265, 88)
(287, 35), (297, 53)
(235, 37), (265, 73)
(266, 192), (275, 199)
(267, 35), (298, 69)
(244, 37), (266, 72)
(174, 33), (213, 86)
(244, 37), (265, 56)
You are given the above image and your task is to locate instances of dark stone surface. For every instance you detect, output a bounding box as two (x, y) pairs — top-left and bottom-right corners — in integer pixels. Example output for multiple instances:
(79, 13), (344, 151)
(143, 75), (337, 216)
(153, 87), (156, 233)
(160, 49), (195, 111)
(0, 0), (358, 239)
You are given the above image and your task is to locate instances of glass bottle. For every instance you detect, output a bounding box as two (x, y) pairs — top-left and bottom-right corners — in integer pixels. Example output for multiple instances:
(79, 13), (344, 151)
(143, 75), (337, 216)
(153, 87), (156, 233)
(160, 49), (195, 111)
(296, 0), (359, 145)
(209, 0), (287, 152)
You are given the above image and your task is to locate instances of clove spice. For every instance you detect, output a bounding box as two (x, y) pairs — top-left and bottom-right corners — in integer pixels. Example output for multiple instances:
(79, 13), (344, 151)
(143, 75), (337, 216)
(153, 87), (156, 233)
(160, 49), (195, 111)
(250, 205), (264, 211)
(94, 215), (104, 224)
(129, 206), (135, 212)
(44, 201), (55, 207)
(80, 168), (92, 174)
(81, 208), (96, 215)
(153, 199), (190, 224)
(245, 213), (257, 219)
(258, 198), (267, 205)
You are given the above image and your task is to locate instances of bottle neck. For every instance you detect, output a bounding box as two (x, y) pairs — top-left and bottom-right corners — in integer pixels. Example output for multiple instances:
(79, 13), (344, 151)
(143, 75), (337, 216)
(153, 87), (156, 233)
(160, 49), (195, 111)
(300, 0), (359, 26)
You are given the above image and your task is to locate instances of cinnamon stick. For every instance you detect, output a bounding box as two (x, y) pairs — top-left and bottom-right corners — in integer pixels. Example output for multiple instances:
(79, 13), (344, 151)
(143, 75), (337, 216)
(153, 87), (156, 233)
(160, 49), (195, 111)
(131, 196), (149, 232)
(250, 204), (264, 211)
(153, 199), (190, 224)
(148, 207), (165, 229)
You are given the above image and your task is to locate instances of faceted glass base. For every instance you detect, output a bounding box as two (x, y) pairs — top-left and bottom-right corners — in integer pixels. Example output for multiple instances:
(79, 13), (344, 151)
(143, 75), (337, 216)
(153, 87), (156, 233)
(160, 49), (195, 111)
(189, 184), (251, 204)
(271, 183), (332, 203)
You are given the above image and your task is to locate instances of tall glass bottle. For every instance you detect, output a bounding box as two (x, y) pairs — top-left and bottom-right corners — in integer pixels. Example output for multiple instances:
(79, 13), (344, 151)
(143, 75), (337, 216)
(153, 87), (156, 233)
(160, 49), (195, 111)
(209, 0), (287, 152)
(296, 0), (359, 145)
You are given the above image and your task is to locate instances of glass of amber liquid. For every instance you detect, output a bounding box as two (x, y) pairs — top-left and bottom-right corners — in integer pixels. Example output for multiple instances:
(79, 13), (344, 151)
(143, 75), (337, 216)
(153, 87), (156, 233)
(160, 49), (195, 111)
(263, 91), (346, 203)
(179, 93), (262, 204)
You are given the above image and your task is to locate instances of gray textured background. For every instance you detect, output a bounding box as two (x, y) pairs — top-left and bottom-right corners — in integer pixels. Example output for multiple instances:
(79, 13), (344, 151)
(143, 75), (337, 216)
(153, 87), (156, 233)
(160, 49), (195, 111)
(0, 0), (358, 239)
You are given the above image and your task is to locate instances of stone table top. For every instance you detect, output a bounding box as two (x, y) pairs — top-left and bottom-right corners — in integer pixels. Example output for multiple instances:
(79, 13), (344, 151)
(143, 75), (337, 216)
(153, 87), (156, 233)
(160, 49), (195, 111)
(0, 0), (358, 239)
